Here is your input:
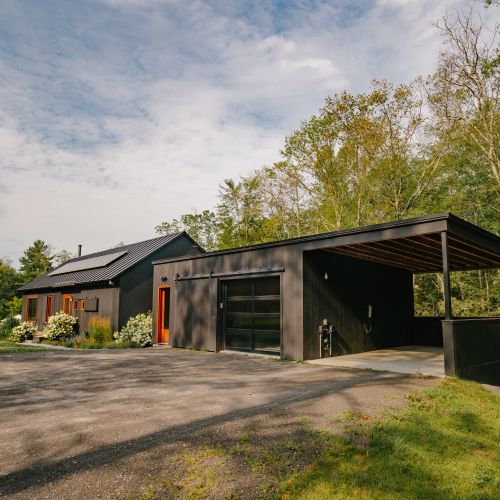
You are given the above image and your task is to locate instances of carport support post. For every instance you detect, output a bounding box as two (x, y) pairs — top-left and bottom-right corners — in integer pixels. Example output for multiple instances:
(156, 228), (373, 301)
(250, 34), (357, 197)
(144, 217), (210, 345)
(441, 231), (452, 320)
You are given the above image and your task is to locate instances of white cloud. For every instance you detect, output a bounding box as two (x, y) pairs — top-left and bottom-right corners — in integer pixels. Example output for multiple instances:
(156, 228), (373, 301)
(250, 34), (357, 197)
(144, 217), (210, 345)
(0, 0), (493, 264)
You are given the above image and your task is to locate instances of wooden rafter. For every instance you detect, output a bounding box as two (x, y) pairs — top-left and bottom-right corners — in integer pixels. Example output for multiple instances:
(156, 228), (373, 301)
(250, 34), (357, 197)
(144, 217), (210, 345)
(325, 231), (500, 273)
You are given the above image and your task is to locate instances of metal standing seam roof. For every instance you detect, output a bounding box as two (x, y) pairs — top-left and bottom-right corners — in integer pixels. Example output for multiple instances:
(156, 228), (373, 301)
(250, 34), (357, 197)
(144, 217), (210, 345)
(19, 232), (187, 292)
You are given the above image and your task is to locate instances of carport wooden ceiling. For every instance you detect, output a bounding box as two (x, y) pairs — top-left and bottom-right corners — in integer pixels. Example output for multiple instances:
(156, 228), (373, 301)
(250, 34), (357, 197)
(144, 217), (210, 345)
(325, 232), (500, 273)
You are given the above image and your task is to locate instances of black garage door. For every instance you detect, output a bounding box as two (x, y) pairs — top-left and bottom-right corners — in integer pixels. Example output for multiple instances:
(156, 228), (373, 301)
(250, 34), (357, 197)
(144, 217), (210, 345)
(222, 276), (281, 355)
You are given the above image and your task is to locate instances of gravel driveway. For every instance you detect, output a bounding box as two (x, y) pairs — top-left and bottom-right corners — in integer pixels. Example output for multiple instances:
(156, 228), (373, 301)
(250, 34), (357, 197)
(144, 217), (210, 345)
(0, 348), (437, 498)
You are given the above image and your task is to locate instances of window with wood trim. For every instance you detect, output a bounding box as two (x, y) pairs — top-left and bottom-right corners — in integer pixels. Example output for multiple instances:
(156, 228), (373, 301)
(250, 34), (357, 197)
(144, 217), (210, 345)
(45, 295), (53, 322)
(62, 295), (72, 315)
(73, 299), (79, 311)
(26, 297), (38, 322)
(80, 300), (85, 310)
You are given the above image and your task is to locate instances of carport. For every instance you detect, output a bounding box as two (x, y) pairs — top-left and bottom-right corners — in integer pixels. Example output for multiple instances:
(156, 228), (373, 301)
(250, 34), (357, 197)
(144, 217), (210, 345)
(302, 214), (500, 383)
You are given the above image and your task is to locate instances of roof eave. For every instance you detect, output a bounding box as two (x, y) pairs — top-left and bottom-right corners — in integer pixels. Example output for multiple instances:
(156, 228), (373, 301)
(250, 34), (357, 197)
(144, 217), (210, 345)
(152, 212), (455, 266)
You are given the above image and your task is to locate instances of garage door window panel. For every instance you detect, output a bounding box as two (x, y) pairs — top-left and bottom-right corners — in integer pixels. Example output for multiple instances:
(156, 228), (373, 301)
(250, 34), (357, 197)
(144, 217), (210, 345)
(223, 277), (281, 355)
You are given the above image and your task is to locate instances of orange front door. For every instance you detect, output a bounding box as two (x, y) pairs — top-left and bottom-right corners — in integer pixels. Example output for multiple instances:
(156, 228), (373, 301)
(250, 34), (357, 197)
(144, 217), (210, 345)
(157, 287), (171, 344)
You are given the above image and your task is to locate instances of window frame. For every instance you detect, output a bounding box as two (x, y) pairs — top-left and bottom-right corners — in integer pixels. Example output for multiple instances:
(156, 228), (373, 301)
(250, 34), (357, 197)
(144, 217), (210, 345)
(62, 295), (72, 315)
(26, 296), (38, 323)
(45, 295), (53, 323)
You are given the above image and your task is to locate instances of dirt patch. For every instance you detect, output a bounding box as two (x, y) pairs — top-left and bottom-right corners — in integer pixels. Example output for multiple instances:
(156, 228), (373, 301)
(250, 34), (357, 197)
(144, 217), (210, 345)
(123, 415), (326, 499)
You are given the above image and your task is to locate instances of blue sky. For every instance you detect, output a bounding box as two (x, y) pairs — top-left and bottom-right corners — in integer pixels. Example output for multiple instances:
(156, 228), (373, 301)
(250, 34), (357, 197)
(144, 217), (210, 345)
(0, 0), (491, 264)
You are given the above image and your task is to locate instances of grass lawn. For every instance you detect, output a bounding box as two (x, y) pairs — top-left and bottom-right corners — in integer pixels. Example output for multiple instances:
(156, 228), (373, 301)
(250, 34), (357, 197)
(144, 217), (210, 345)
(138, 378), (499, 499)
(281, 378), (500, 499)
(0, 341), (52, 352)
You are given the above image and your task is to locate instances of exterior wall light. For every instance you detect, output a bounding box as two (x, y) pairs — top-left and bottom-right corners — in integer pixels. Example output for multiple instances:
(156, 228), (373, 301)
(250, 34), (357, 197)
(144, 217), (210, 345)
(324, 272), (328, 280)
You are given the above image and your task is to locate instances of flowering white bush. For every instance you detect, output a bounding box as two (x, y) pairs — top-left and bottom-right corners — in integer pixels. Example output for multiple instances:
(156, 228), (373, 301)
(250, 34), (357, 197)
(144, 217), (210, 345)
(44, 312), (78, 341)
(114, 312), (152, 347)
(9, 321), (37, 342)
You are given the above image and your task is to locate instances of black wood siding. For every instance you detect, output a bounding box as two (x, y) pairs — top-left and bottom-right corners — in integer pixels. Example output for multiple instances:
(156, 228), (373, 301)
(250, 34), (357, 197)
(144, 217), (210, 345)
(118, 235), (201, 329)
(303, 250), (414, 360)
(153, 245), (304, 359)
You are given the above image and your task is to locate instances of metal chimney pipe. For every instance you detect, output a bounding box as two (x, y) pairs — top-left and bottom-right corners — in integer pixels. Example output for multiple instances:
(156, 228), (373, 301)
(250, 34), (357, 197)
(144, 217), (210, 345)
(77, 245), (82, 257)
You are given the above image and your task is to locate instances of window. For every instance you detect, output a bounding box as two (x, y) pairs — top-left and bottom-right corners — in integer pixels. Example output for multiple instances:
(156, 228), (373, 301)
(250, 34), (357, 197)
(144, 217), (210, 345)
(26, 297), (38, 322)
(73, 300), (79, 311)
(162, 288), (171, 330)
(80, 300), (85, 310)
(223, 277), (281, 354)
(45, 295), (53, 322)
(63, 295), (72, 315)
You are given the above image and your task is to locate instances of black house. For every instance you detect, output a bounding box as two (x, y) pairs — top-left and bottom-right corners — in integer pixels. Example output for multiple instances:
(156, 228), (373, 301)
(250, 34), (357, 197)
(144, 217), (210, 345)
(20, 232), (202, 333)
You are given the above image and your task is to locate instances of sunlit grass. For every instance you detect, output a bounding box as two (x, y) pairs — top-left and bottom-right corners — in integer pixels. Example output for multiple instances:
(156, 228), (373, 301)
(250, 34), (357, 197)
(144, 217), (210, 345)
(0, 341), (51, 352)
(131, 378), (499, 499)
(281, 378), (500, 499)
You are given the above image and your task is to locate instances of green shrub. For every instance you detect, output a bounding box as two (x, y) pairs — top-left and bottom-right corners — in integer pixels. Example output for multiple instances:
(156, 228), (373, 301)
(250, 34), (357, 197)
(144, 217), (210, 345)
(9, 321), (37, 342)
(44, 312), (78, 341)
(114, 312), (152, 347)
(63, 333), (88, 348)
(64, 335), (140, 349)
(87, 316), (112, 344)
(0, 316), (20, 340)
(80, 340), (137, 349)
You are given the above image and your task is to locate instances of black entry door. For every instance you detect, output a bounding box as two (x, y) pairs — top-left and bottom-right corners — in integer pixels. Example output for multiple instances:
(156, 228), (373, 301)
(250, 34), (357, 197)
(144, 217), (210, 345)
(222, 276), (281, 354)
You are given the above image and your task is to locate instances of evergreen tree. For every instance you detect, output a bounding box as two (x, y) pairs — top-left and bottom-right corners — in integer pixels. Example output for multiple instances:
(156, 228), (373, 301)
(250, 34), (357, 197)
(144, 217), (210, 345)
(18, 240), (53, 284)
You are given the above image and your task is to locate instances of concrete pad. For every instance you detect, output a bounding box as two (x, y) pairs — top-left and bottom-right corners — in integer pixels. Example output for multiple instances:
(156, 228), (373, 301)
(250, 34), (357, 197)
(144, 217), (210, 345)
(308, 345), (445, 377)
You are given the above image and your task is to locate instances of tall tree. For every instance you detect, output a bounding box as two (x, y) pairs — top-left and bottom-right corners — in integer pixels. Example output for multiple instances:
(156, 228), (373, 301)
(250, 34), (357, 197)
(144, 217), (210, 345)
(217, 174), (266, 248)
(259, 162), (313, 240)
(413, 2), (500, 317)
(154, 220), (181, 236)
(280, 81), (443, 229)
(156, 210), (218, 251)
(429, 3), (499, 186)
(53, 249), (73, 267)
(0, 259), (19, 319)
(18, 240), (53, 283)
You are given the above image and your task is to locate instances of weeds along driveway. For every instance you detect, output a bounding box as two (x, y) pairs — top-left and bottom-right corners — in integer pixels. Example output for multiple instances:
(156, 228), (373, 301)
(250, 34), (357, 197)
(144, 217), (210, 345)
(0, 348), (437, 498)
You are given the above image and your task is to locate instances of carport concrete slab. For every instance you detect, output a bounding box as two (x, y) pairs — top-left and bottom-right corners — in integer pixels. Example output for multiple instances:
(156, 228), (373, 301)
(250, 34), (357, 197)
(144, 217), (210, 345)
(308, 345), (445, 377)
